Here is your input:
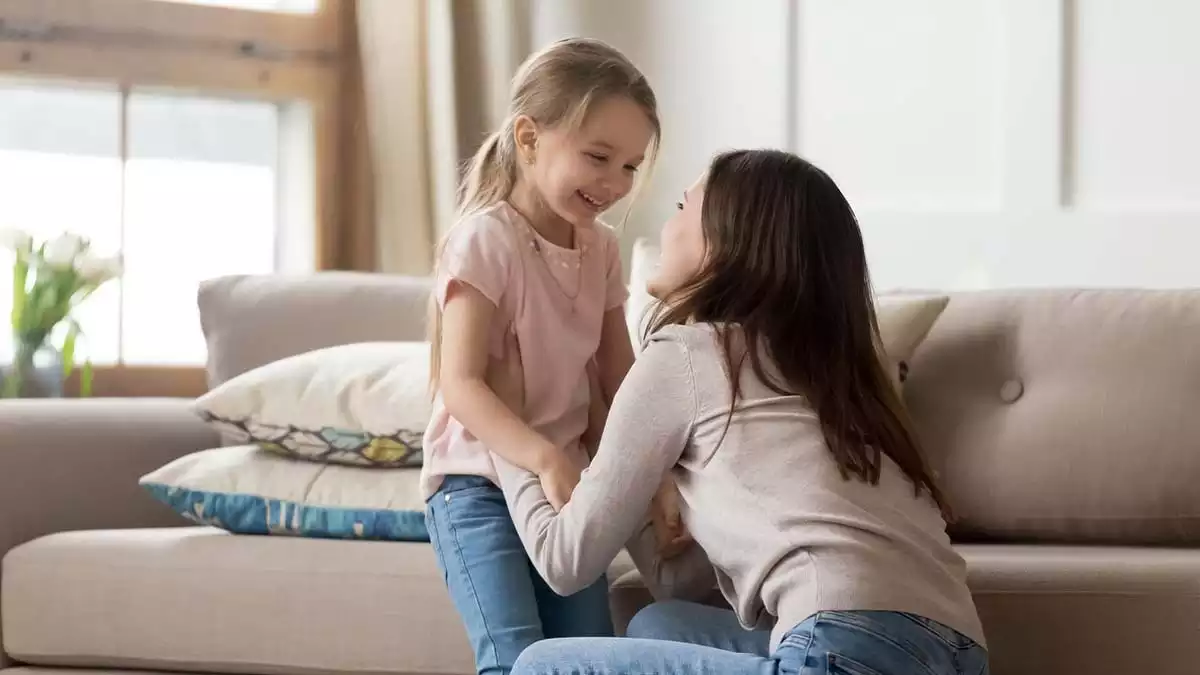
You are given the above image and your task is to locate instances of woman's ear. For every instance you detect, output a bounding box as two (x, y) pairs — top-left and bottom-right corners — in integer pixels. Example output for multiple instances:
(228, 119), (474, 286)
(513, 115), (539, 164)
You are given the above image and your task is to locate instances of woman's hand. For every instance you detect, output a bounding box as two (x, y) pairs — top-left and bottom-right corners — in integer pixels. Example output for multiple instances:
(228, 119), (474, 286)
(651, 477), (693, 558)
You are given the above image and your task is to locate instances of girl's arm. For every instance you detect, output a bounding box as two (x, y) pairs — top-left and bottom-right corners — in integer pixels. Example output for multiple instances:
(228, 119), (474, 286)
(492, 327), (713, 598)
(440, 282), (567, 477)
(580, 308), (633, 457)
(595, 307), (635, 403)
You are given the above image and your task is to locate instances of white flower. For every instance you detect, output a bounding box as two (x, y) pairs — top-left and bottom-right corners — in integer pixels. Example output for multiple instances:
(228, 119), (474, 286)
(0, 227), (33, 253)
(74, 254), (123, 283)
(42, 233), (86, 268)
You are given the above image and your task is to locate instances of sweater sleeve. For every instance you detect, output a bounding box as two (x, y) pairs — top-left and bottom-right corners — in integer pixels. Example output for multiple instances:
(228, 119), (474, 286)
(492, 328), (701, 597)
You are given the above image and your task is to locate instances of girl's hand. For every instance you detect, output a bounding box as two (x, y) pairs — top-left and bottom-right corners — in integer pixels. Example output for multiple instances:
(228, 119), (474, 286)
(486, 330), (580, 511)
(540, 450), (587, 511)
(651, 477), (692, 558)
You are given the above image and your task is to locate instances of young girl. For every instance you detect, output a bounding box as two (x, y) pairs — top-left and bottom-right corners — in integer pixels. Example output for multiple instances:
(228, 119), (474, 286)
(491, 149), (989, 675)
(422, 38), (676, 675)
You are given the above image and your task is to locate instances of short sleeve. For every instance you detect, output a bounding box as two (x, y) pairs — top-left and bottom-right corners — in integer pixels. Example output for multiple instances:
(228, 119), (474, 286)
(601, 227), (630, 312)
(435, 212), (516, 311)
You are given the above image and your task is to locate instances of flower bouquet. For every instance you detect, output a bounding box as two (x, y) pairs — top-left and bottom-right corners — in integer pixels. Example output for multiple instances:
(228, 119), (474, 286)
(1, 228), (122, 398)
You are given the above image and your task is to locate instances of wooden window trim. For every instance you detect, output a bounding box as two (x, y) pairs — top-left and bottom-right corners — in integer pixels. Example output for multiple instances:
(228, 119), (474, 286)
(0, 0), (343, 54)
(2, 0), (349, 399)
(66, 365), (210, 398)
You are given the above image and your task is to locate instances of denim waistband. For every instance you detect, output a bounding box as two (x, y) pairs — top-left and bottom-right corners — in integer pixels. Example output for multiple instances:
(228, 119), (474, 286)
(434, 474), (497, 496)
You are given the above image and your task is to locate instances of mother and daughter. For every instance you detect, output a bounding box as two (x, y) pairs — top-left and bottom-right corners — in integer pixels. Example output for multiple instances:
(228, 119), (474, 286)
(421, 37), (990, 675)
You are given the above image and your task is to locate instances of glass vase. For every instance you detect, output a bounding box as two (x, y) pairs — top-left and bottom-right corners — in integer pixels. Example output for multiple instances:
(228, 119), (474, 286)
(0, 336), (64, 398)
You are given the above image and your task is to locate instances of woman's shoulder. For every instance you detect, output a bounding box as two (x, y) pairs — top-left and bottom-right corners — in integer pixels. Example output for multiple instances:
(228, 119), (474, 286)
(644, 323), (723, 356)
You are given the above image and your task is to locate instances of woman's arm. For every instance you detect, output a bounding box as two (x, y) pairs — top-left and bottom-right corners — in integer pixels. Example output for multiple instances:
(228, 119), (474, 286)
(492, 330), (708, 596)
(440, 282), (564, 477)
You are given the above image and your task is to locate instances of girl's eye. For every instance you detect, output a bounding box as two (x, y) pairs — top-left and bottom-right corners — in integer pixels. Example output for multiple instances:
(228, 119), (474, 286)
(675, 201), (684, 211)
(586, 153), (607, 163)
(624, 164), (639, 173)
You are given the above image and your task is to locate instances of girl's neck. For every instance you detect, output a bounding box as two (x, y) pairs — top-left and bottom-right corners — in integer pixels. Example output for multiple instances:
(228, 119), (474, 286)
(509, 178), (575, 249)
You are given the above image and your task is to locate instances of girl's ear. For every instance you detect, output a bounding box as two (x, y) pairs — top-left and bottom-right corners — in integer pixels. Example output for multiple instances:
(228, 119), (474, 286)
(513, 115), (539, 164)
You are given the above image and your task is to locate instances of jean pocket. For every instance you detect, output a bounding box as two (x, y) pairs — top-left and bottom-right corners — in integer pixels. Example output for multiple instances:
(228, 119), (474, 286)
(813, 613), (942, 675)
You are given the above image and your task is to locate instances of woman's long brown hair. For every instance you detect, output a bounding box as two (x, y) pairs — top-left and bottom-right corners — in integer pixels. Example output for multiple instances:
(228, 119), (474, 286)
(649, 149), (950, 518)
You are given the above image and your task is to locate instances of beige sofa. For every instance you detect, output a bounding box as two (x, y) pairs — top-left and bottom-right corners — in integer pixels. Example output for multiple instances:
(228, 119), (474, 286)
(2, 273), (1198, 675)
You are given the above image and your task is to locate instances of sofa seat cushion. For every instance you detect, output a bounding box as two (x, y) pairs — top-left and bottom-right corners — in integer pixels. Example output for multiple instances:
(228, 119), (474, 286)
(3, 527), (638, 675)
(3, 528), (472, 674)
(963, 544), (1200, 675)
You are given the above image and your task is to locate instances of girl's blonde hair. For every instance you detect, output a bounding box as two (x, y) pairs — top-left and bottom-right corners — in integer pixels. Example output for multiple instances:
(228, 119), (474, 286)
(429, 37), (660, 391)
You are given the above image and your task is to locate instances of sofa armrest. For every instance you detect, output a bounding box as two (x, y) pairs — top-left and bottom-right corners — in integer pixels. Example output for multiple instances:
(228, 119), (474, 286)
(0, 398), (218, 556)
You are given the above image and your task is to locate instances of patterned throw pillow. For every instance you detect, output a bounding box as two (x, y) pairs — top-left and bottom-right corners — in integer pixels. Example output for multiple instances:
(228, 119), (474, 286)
(141, 445), (428, 541)
(193, 342), (431, 467)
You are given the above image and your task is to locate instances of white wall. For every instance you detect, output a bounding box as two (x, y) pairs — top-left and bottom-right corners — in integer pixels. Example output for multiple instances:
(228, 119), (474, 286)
(531, 0), (1200, 290)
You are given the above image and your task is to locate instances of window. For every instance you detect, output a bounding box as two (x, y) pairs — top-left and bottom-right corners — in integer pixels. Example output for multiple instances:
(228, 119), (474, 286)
(0, 0), (342, 395)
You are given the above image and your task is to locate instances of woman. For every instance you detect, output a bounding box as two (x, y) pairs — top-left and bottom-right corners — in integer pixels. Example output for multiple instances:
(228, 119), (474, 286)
(490, 149), (989, 674)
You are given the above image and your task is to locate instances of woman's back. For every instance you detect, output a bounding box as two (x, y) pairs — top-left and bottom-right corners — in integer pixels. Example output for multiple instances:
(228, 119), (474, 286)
(669, 323), (985, 651)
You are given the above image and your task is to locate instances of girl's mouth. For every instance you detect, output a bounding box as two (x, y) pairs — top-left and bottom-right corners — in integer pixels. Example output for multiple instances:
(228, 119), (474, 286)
(577, 190), (608, 211)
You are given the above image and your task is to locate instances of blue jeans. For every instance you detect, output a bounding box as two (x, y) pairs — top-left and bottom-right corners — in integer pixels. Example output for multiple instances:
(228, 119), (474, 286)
(426, 475), (614, 675)
(512, 599), (990, 674)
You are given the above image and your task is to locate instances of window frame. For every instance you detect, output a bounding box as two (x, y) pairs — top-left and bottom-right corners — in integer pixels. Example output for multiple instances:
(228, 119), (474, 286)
(0, 0), (348, 398)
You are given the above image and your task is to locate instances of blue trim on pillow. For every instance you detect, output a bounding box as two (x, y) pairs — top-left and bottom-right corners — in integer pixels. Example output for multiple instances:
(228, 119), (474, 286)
(143, 483), (429, 542)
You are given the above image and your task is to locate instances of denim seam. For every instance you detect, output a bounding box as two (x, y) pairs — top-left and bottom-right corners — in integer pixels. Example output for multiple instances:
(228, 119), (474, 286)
(441, 494), (502, 671)
(797, 622), (814, 675)
(425, 506), (449, 585)
(896, 613), (966, 650)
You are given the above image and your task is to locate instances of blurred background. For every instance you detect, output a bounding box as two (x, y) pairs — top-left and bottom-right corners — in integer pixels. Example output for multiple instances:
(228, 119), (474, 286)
(0, 0), (1197, 393)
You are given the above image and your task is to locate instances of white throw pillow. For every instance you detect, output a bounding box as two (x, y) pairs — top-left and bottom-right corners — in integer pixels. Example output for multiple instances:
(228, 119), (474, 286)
(141, 445), (428, 541)
(192, 342), (431, 467)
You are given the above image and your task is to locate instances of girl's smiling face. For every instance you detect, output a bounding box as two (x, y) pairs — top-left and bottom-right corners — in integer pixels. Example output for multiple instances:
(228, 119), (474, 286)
(517, 95), (655, 228)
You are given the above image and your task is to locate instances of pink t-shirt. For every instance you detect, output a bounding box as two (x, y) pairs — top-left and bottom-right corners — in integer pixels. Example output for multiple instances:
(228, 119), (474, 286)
(420, 202), (629, 500)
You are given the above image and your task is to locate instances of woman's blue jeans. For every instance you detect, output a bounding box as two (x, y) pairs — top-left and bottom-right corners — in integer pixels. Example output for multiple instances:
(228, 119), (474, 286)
(511, 600), (990, 674)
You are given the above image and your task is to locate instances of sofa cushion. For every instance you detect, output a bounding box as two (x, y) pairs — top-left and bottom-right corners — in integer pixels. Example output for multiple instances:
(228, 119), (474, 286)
(2, 528), (637, 675)
(199, 273), (433, 387)
(139, 446), (429, 541)
(2, 528), (469, 675)
(960, 544), (1200, 675)
(906, 289), (1200, 544)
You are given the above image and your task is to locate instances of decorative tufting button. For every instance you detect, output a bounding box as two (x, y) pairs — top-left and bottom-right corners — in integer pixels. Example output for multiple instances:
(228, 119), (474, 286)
(1000, 379), (1024, 403)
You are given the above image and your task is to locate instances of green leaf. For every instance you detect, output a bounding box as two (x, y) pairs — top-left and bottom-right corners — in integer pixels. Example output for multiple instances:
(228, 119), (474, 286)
(11, 253), (27, 333)
(61, 321), (78, 380)
(79, 360), (93, 397)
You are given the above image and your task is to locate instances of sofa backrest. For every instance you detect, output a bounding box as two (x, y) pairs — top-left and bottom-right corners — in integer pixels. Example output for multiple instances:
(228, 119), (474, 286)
(906, 288), (1200, 546)
(198, 272), (433, 387)
(198, 273), (1200, 546)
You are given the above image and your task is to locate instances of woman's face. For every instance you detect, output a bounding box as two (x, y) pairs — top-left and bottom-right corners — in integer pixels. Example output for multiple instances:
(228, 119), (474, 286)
(648, 174), (708, 299)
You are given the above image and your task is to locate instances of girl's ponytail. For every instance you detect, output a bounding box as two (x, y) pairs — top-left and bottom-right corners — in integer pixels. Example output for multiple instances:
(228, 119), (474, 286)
(457, 125), (517, 218)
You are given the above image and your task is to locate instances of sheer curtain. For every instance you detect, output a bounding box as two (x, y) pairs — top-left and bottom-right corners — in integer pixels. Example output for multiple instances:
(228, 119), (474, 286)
(352, 0), (532, 274)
